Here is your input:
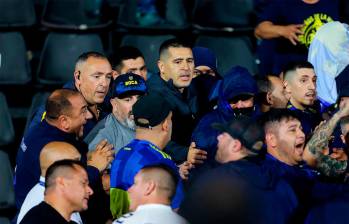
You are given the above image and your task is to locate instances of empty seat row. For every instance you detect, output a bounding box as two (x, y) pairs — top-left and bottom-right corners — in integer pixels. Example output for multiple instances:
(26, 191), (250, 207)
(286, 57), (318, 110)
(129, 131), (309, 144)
(0, 92), (15, 146)
(0, 32), (257, 87)
(0, 0), (257, 31)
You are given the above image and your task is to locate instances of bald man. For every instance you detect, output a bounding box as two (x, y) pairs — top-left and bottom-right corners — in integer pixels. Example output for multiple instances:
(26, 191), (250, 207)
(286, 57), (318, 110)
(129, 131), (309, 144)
(17, 142), (82, 224)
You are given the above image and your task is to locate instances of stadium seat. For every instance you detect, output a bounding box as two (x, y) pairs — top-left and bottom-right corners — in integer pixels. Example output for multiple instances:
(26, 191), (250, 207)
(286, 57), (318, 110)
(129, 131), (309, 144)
(192, 0), (256, 32)
(0, 32), (31, 85)
(120, 34), (175, 73)
(0, 150), (15, 210)
(41, 0), (112, 30)
(0, 0), (36, 28)
(0, 217), (10, 224)
(195, 35), (257, 75)
(37, 32), (104, 85)
(0, 92), (15, 146)
(24, 92), (50, 135)
(117, 0), (189, 30)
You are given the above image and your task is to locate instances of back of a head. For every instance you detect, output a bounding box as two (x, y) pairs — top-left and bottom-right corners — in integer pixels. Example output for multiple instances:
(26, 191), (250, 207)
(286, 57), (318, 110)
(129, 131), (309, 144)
(255, 75), (272, 105)
(282, 61), (314, 81)
(132, 93), (172, 129)
(112, 46), (144, 71)
(141, 165), (178, 200)
(159, 38), (191, 59)
(45, 159), (85, 190)
(45, 89), (81, 120)
(40, 141), (81, 176)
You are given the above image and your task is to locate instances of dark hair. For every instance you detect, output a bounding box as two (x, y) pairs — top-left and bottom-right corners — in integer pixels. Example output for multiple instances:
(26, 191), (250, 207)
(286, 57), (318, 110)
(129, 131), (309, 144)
(283, 61), (314, 80)
(45, 89), (81, 120)
(159, 38), (191, 58)
(75, 51), (108, 66)
(111, 46), (144, 71)
(45, 159), (85, 189)
(255, 76), (272, 105)
(259, 108), (300, 129)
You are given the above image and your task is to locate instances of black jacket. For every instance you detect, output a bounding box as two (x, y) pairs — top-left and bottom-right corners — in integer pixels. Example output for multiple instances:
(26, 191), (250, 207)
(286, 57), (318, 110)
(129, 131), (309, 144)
(146, 74), (199, 163)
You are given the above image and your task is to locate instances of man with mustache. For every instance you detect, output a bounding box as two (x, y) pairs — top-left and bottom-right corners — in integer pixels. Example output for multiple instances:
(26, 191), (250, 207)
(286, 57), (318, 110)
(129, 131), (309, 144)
(85, 73), (147, 153)
(146, 38), (205, 165)
(284, 61), (322, 137)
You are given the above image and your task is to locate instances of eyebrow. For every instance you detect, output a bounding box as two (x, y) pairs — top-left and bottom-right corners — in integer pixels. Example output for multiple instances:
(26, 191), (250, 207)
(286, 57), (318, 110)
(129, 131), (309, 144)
(90, 71), (112, 76)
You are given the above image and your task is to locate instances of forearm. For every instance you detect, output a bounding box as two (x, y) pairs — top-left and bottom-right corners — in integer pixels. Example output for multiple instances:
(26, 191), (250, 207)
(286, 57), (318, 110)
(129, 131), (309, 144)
(306, 113), (341, 158)
(254, 21), (285, 39)
(316, 154), (347, 177)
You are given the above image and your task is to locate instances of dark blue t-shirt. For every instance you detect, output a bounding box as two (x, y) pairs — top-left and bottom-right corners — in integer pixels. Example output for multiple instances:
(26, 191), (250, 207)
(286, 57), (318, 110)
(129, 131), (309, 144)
(258, 0), (339, 74)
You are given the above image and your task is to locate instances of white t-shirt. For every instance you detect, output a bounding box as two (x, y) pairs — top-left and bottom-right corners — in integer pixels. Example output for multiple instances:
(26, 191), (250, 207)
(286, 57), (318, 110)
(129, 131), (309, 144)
(17, 176), (83, 224)
(113, 204), (188, 224)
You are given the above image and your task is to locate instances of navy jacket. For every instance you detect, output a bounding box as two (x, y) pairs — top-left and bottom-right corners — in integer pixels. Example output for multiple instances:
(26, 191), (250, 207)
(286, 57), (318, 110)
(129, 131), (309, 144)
(179, 157), (298, 224)
(26, 80), (108, 139)
(263, 154), (349, 222)
(146, 74), (199, 163)
(191, 66), (259, 163)
(15, 120), (99, 209)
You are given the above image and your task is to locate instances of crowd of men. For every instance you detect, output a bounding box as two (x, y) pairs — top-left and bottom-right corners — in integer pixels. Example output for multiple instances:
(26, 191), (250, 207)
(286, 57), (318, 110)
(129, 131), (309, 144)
(11, 21), (349, 224)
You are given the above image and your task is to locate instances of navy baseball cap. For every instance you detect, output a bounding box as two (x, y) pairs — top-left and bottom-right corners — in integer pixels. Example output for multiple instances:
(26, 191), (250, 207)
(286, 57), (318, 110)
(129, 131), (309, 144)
(112, 73), (147, 98)
(212, 116), (264, 155)
(132, 93), (172, 128)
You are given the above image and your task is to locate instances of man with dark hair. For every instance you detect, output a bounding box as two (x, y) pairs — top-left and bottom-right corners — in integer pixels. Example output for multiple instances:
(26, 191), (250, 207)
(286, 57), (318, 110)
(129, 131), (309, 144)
(179, 116), (297, 224)
(111, 46), (148, 80)
(283, 61), (322, 136)
(114, 166), (187, 224)
(261, 107), (349, 222)
(147, 38), (204, 164)
(256, 75), (288, 112)
(15, 89), (113, 210)
(85, 73), (147, 153)
(110, 93), (184, 218)
(20, 160), (93, 224)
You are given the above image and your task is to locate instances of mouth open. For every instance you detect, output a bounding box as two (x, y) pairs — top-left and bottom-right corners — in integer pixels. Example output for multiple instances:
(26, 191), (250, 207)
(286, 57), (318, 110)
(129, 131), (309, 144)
(179, 74), (191, 81)
(295, 142), (304, 155)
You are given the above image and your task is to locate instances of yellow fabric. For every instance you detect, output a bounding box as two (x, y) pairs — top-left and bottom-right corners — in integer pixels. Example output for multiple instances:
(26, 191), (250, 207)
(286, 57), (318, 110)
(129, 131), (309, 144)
(110, 188), (130, 219)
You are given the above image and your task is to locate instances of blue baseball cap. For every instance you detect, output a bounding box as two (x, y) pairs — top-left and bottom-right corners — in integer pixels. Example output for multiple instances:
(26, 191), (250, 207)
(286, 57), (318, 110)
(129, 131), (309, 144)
(112, 73), (147, 98)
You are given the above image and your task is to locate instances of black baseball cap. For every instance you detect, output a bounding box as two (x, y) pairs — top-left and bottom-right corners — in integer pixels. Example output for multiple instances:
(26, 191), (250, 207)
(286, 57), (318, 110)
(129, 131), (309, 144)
(132, 93), (172, 128)
(212, 116), (265, 155)
(112, 73), (147, 98)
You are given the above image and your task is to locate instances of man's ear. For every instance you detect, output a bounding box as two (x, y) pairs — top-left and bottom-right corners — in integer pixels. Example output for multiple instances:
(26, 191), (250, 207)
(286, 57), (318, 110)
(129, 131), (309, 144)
(266, 91), (273, 105)
(58, 115), (70, 131)
(265, 132), (276, 148)
(157, 60), (165, 76)
(144, 180), (156, 196)
(231, 139), (242, 153)
(112, 70), (119, 80)
(162, 118), (170, 132)
(74, 71), (81, 91)
(283, 80), (291, 94)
